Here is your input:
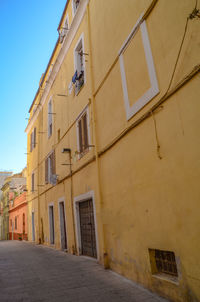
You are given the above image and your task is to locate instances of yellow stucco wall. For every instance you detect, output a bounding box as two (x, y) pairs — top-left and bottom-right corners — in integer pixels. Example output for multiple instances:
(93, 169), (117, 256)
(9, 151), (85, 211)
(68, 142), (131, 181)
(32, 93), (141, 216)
(26, 1), (200, 301)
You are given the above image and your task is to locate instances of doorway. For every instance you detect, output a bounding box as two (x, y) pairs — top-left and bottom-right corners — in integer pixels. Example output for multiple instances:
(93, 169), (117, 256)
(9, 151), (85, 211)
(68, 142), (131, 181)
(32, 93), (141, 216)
(79, 199), (97, 258)
(59, 201), (67, 250)
(32, 212), (35, 241)
(49, 205), (55, 245)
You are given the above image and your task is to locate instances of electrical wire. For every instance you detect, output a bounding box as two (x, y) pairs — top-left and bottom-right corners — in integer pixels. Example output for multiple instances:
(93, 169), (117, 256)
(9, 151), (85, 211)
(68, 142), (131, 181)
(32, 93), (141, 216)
(165, 17), (190, 95)
(165, 0), (199, 95)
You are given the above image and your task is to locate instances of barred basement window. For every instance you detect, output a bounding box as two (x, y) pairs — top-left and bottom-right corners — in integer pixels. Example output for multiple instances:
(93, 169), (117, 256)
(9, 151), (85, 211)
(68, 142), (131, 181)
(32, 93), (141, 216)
(149, 249), (178, 277)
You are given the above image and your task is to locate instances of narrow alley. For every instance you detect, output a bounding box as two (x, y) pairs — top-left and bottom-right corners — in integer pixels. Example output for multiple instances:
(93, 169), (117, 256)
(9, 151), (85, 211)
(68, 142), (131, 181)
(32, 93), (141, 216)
(0, 241), (169, 302)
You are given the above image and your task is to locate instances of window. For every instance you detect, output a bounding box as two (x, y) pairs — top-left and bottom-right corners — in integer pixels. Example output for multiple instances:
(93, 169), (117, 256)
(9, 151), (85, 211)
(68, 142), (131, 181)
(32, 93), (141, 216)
(45, 150), (56, 184)
(30, 127), (36, 152)
(72, 0), (80, 16)
(74, 35), (85, 94)
(77, 110), (89, 156)
(59, 14), (69, 43)
(48, 98), (53, 137)
(31, 173), (34, 192)
(149, 249), (178, 277)
(15, 217), (17, 230)
(10, 219), (12, 227)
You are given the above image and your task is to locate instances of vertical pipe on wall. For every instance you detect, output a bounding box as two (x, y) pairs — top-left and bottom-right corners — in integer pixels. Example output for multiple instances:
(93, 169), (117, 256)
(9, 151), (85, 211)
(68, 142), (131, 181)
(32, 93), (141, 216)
(87, 2), (108, 268)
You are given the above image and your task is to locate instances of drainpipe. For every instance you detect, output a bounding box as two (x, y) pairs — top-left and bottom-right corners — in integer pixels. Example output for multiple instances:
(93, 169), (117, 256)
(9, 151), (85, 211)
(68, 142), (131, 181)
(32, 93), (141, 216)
(37, 106), (42, 244)
(69, 151), (77, 254)
(87, 2), (108, 268)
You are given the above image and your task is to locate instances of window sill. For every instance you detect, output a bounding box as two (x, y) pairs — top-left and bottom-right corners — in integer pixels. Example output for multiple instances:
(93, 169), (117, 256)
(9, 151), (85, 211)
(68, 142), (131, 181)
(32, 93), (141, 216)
(152, 273), (179, 285)
(78, 148), (89, 159)
(75, 81), (85, 96)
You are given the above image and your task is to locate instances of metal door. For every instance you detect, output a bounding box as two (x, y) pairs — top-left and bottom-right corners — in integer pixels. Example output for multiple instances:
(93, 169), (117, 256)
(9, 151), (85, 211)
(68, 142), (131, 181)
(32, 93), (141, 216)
(59, 202), (67, 250)
(79, 199), (97, 258)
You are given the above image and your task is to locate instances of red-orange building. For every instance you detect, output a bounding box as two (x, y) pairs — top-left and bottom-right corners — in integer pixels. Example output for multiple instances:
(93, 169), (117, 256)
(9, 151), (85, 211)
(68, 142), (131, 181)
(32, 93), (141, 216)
(9, 192), (27, 240)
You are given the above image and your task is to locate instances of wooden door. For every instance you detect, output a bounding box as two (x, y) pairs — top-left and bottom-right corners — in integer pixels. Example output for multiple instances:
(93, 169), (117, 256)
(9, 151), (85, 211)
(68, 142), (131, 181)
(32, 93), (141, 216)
(79, 199), (97, 258)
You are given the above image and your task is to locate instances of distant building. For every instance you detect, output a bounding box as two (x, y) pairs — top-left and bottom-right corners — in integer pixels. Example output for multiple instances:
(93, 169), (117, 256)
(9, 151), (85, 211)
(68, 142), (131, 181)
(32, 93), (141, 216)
(0, 170), (26, 240)
(9, 191), (27, 241)
(0, 171), (12, 190)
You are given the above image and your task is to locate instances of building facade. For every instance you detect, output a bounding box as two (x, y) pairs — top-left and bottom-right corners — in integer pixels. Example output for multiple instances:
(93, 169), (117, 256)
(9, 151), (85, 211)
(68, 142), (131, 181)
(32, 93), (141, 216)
(9, 192), (27, 241)
(0, 172), (27, 240)
(25, 1), (200, 301)
(0, 171), (13, 240)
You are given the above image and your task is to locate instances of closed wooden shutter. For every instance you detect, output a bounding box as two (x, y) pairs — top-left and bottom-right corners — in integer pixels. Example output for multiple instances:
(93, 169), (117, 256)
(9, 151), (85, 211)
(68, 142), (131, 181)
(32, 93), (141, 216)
(78, 119), (83, 153)
(32, 173), (34, 192)
(51, 150), (56, 174)
(45, 158), (48, 183)
(34, 128), (36, 148)
(83, 114), (88, 149)
(30, 133), (32, 152)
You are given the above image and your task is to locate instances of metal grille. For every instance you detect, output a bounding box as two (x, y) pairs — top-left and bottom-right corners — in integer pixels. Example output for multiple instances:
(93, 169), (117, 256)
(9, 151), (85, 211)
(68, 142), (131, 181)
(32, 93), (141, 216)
(155, 249), (178, 276)
(79, 199), (97, 258)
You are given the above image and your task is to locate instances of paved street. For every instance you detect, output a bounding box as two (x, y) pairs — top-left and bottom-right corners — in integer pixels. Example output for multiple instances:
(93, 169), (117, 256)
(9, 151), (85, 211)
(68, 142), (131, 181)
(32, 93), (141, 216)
(0, 241), (169, 302)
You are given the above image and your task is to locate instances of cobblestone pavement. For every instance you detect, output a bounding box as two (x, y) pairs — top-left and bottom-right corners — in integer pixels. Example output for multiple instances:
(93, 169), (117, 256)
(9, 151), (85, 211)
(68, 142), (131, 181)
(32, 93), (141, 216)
(0, 241), (169, 302)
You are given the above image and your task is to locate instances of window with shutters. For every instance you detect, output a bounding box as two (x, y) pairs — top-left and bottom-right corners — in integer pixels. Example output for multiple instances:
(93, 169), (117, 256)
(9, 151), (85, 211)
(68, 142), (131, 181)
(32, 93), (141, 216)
(45, 150), (56, 184)
(77, 109), (89, 157)
(48, 98), (53, 138)
(30, 128), (36, 152)
(31, 173), (35, 192)
(74, 35), (85, 95)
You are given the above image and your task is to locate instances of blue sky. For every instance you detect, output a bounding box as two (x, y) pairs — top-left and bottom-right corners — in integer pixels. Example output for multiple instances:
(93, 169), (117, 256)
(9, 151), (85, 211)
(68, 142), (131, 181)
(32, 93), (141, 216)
(0, 0), (67, 174)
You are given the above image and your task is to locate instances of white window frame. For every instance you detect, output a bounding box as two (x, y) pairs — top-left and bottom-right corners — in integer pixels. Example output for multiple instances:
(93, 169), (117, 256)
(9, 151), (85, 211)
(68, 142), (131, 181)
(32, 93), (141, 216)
(73, 33), (86, 94)
(74, 190), (99, 260)
(76, 106), (91, 158)
(47, 97), (53, 138)
(119, 15), (159, 120)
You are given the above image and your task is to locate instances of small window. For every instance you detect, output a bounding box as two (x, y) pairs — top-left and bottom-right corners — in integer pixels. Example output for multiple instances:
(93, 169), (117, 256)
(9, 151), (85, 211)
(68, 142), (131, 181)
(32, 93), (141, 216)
(45, 150), (56, 184)
(31, 173), (35, 192)
(149, 249), (178, 277)
(74, 36), (85, 94)
(48, 98), (53, 138)
(72, 0), (80, 16)
(77, 111), (89, 156)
